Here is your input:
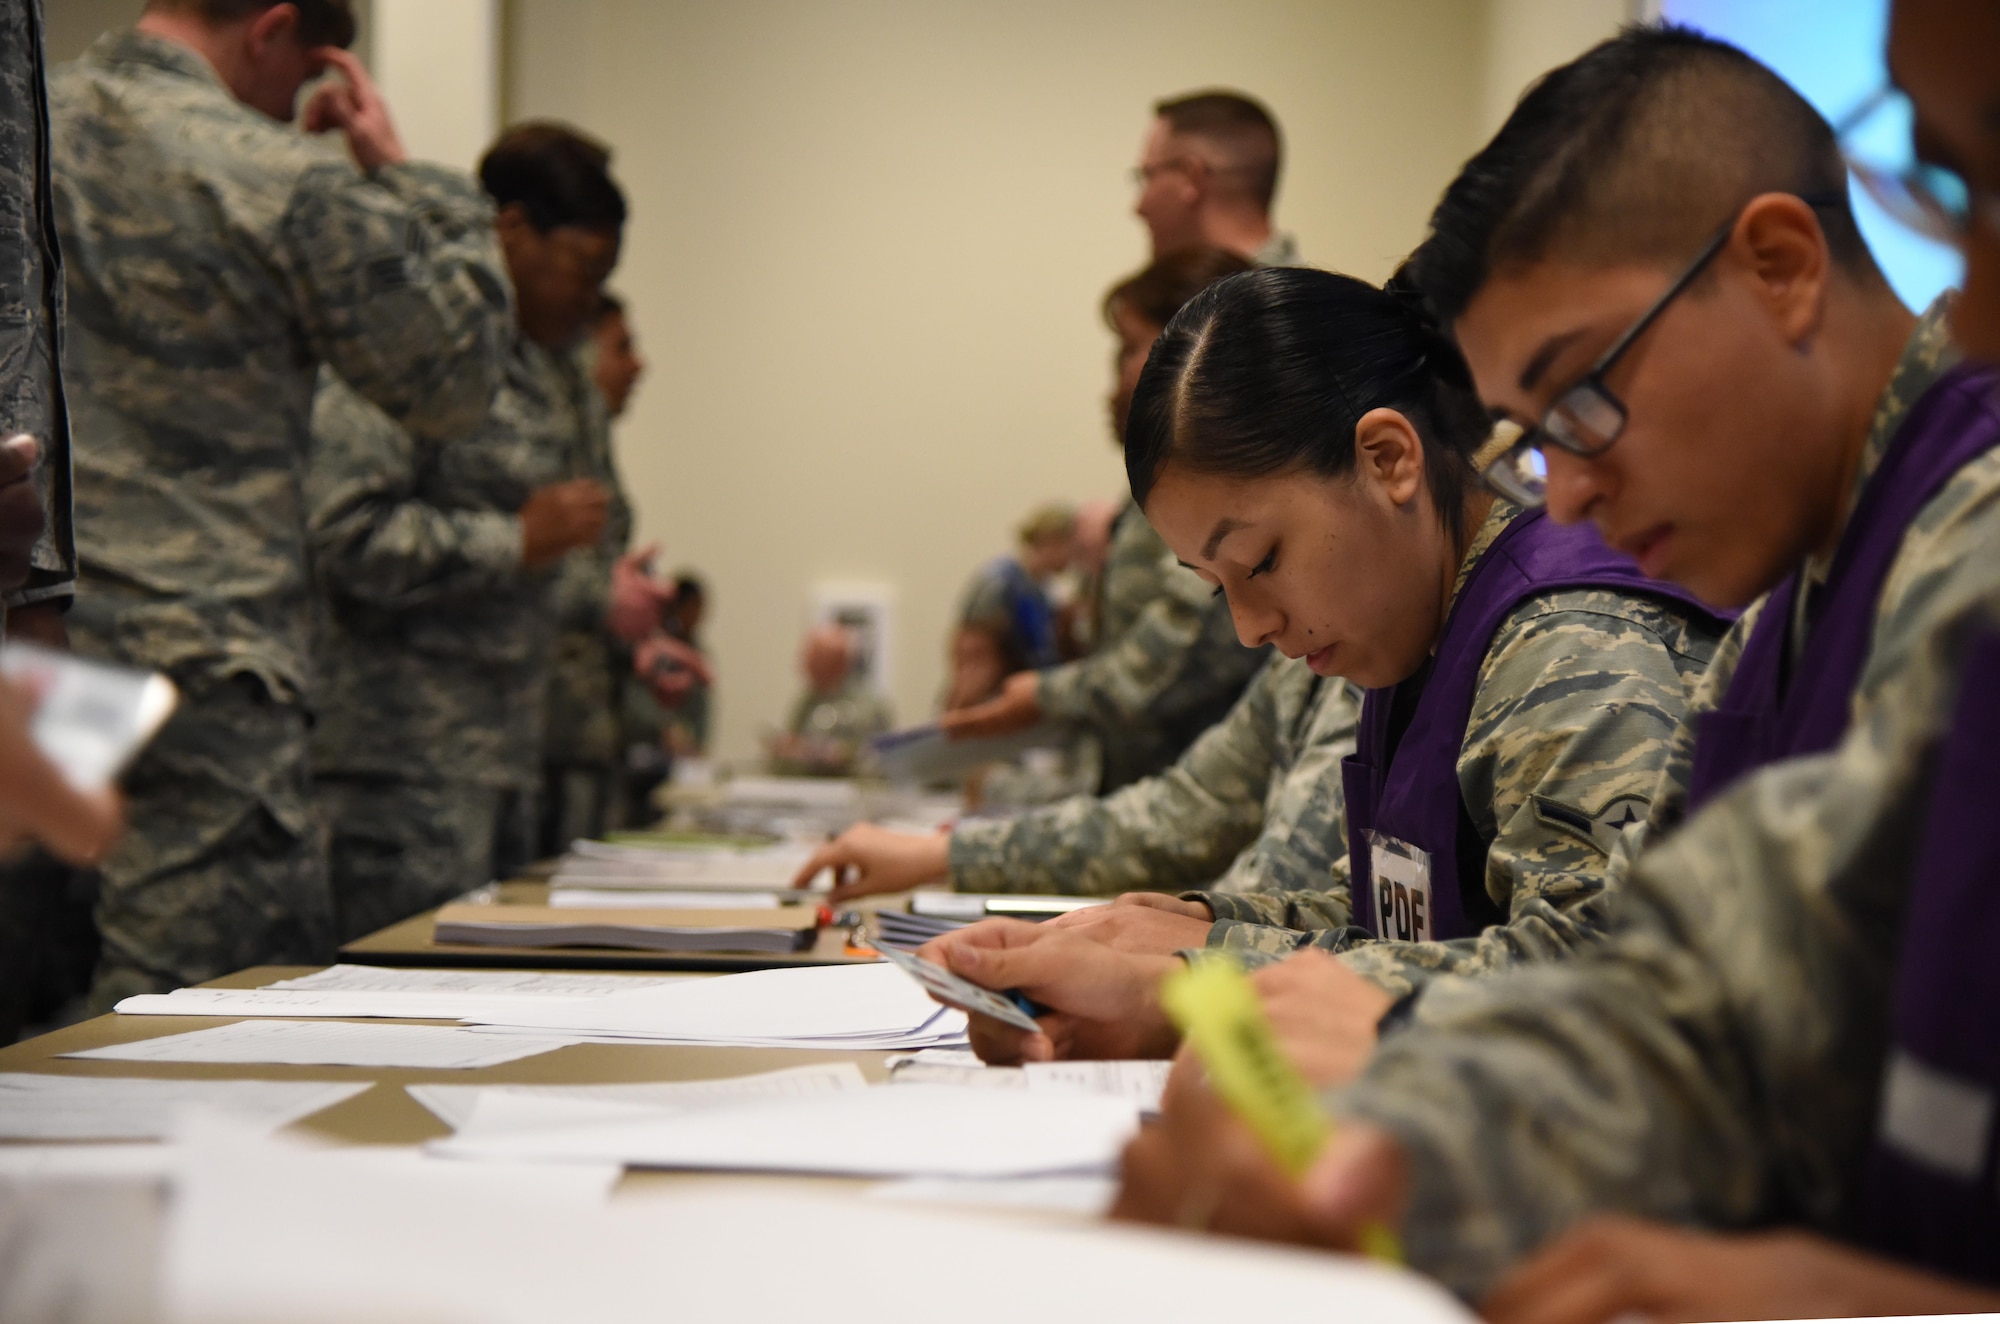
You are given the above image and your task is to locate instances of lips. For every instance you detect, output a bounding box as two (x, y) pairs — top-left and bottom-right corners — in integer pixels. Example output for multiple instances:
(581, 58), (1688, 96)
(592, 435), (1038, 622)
(1614, 524), (1674, 579)
(1304, 644), (1338, 675)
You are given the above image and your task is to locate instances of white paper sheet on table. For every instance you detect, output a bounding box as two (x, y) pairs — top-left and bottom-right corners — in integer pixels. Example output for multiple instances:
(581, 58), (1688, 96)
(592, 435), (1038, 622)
(547, 888), (781, 909)
(0, 1074), (370, 1141)
(164, 1130), (1479, 1324)
(112, 988), (623, 1022)
(264, 965), (689, 997)
(64, 1021), (571, 1070)
(866, 1174), (1119, 1218)
(1023, 1060), (1173, 1113)
(406, 1062), (868, 1131)
(466, 962), (955, 1046)
(429, 1082), (1141, 1178)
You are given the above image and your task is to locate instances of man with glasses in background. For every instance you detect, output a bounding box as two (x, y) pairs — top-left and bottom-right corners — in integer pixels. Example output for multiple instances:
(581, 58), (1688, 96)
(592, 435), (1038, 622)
(1131, 90), (1300, 267)
(1109, 23), (2000, 1320)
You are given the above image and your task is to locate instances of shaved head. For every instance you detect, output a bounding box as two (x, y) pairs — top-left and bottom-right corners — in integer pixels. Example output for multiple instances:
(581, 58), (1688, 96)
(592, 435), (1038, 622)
(1409, 24), (1879, 323)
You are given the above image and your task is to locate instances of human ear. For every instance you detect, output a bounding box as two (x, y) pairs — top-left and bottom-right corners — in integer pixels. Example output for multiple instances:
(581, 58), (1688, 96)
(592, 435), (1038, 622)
(1735, 192), (1831, 347)
(1351, 407), (1427, 510)
(246, 2), (302, 57)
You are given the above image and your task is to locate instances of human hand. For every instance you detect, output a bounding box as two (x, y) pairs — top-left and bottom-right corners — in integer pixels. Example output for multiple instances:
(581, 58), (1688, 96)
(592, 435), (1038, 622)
(1043, 891), (1215, 954)
(0, 435), (46, 594)
(790, 823), (950, 901)
(0, 674), (122, 866)
(632, 633), (712, 707)
(1113, 1068), (1408, 1253)
(608, 544), (674, 643)
(301, 48), (407, 171)
(937, 670), (1041, 740)
(917, 918), (1181, 1064)
(518, 479), (609, 568)
(1482, 1216), (2000, 1324)
(1251, 949), (1395, 1089)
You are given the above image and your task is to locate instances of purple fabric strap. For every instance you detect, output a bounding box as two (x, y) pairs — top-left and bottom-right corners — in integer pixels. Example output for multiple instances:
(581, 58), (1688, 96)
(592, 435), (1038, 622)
(1686, 362), (2000, 812)
(1345, 509), (1719, 941)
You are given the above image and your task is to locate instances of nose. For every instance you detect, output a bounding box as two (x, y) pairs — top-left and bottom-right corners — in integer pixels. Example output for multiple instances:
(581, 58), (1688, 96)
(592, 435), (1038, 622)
(1224, 589), (1283, 650)
(1540, 447), (1608, 527)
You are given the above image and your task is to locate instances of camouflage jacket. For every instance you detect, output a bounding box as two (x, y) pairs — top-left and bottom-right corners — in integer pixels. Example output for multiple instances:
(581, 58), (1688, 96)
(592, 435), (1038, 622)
(1196, 500), (1724, 998)
(1329, 305), (2000, 1298)
(541, 357), (630, 770)
(50, 30), (508, 699)
(1036, 501), (1268, 791)
(0, 0), (74, 613)
(308, 334), (600, 789)
(948, 655), (1359, 896)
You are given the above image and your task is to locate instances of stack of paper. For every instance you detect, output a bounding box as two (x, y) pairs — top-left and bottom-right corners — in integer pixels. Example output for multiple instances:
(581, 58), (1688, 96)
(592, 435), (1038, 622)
(113, 965), (689, 1021)
(433, 903), (816, 953)
(466, 962), (967, 1051)
(549, 838), (818, 891)
(429, 1083), (1140, 1179)
(547, 888), (780, 909)
(63, 1020), (572, 1070)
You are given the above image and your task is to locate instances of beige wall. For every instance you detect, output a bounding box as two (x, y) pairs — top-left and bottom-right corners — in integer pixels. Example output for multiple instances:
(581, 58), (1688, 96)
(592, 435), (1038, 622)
(1478, 0), (1637, 134)
(506, 0), (1486, 762)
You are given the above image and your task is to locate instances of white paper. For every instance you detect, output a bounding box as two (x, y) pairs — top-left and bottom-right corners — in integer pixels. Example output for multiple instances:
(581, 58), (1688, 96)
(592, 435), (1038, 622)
(264, 965), (689, 996)
(466, 962), (948, 1043)
(0, 1075), (370, 1141)
(406, 1062), (868, 1131)
(429, 1083), (1142, 1179)
(547, 888), (781, 909)
(166, 1133), (1478, 1324)
(65, 1021), (570, 1070)
(1023, 1060), (1173, 1113)
(113, 989), (618, 1022)
(867, 1174), (1118, 1217)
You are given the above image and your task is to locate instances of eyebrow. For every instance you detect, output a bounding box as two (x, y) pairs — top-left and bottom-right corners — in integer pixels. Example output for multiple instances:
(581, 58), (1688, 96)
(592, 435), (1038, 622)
(1200, 518), (1247, 561)
(1519, 328), (1588, 394)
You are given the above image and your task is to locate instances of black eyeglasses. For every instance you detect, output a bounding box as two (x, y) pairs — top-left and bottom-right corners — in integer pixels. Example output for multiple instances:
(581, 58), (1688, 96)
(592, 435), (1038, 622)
(1479, 192), (1847, 507)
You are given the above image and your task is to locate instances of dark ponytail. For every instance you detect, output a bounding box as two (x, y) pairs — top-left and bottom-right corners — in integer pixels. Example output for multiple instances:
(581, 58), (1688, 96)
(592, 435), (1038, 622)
(1124, 266), (1491, 542)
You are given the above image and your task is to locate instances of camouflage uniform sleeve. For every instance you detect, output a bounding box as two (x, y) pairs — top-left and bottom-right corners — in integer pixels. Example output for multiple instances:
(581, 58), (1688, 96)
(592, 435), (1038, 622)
(1330, 448), (2000, 1299)
(280, 160), (510, 442)
(1034, 557), (1243, 728)
(0, 0), (74, 611)
(307, 372), (523, 610)
(945, 658), (1293, 895)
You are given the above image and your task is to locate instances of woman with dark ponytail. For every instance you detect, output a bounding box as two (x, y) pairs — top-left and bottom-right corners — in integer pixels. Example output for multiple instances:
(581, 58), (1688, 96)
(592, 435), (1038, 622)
(913, 266), (1731, 1076)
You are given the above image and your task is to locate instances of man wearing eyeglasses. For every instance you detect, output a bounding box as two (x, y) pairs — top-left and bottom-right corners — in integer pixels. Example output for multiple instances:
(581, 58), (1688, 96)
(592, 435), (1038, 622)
(1132, 90), (1299, 267)
(1111, 22), (2000, 1320)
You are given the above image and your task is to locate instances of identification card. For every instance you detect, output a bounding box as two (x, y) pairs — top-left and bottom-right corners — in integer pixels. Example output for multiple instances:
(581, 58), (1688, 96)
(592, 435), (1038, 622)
(875, 942), (1043, 1034)
(1365, 831), (1433, 943)
(0, 644), (177, 791)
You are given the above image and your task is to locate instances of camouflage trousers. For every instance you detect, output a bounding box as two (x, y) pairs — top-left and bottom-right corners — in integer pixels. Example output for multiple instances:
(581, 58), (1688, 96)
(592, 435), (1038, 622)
(319, 775), (516, 945)
(89, 677), (331, 1012)
(536, 762), (615, 859)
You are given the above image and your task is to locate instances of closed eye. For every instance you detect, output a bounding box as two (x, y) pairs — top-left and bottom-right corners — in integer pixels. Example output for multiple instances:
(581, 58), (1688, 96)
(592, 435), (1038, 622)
(1246, 547), (1277, 579)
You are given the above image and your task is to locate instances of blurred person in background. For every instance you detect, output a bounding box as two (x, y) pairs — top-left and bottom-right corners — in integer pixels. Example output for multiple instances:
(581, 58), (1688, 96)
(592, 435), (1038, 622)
(1133, 89), (1298, 267)
(944, 502), (1073, 711)
(310, 122), (627, 939)
(769, 624), (890, 777)
(50, 0), (510, 1006)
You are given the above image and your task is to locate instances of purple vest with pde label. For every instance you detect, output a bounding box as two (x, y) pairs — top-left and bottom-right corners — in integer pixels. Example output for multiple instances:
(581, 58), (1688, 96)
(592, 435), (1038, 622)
(1677, 361), (2000, 1282)
(1344, 508), (1721, 943)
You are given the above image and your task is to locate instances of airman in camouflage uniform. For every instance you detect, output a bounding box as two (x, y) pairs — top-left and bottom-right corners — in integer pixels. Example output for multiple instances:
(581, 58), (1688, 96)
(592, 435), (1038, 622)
(538, 390), (634, 848)
(1326, 305), (2000, 1297)
(308, 340), (601, 940)
(949, 655), (1360, 897)
(1184, 499), (1723, 996)
(0, 0), (73, 628)
(51, 24), (509, 1005)
(1036, 501), (1267, 792)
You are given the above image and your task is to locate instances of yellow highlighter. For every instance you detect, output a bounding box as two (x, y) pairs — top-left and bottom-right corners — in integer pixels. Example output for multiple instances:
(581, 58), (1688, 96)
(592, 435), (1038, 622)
(1158, 956), (1404, 1265)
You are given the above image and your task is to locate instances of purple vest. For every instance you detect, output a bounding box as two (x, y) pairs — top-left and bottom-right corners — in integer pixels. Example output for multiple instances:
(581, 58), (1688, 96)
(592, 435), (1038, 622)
(1344, 508), (1720, 943)
(1668, 361), (2000, 1279)
(1686, 362), (2000, 812)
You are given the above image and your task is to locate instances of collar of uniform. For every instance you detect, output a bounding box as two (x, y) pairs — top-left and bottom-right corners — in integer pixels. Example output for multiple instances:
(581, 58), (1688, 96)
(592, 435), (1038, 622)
(1251, 230), (1302, 269)
(1801, 294), (1961, 601)
(89, 27), (233, 94)
(1441, 497), (1523, 625)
